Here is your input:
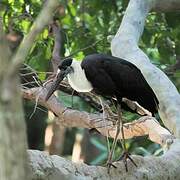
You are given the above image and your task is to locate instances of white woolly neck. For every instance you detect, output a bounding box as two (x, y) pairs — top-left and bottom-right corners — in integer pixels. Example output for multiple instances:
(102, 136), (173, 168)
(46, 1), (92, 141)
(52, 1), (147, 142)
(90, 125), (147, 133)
(67, 60), (93, 92)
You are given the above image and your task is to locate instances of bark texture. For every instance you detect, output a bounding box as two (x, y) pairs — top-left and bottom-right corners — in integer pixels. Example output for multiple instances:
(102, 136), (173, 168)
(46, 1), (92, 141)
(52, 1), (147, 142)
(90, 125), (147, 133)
(23, 87), (173, 146)
(0, 20), (28, 180)
(28, 139), (180, 180)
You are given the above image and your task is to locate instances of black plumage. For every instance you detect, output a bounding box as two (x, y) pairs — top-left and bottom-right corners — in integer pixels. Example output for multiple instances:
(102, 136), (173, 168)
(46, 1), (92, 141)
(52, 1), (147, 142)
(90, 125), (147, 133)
(81, 54), (159, 114)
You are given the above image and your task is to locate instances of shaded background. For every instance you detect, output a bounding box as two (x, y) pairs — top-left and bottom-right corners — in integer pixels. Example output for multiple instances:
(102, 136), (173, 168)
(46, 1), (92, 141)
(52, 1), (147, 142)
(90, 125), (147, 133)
(1, 0), (180, 165)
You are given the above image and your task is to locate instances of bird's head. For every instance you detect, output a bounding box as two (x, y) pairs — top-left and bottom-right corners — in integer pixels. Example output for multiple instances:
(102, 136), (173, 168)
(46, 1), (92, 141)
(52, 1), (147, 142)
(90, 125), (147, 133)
(45, 58), (73, 101)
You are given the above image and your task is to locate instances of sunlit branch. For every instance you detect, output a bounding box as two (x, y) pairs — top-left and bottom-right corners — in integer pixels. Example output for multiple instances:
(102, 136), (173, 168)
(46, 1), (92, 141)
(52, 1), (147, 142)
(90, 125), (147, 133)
(22, 87), (173, 146)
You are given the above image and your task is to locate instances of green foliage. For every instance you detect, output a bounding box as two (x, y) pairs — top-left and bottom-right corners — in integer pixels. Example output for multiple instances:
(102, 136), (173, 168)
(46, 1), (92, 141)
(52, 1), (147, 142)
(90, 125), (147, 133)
(59, 91), (93, 112)
(1, 0), (180, 165)
(90, 137), (108, 165)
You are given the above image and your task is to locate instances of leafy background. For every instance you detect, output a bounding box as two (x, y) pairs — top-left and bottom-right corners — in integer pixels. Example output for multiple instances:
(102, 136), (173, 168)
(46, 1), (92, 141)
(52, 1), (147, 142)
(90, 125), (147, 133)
(1, 0), (180, 165)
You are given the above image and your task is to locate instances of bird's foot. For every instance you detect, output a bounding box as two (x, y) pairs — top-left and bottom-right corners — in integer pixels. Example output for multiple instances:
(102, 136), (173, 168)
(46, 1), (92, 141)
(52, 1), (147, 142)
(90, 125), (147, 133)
(118, 151), (137, 172)
(106, 160), (117, 174)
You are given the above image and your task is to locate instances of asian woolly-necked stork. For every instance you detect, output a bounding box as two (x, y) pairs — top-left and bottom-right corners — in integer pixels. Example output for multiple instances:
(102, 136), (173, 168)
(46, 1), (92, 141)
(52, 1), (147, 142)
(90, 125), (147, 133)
(46, 53), (159, 171)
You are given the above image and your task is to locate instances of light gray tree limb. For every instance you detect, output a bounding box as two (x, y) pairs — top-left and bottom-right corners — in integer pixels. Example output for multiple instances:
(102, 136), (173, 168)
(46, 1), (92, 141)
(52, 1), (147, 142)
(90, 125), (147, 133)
(111, 0), (180, 137)
(28, 139), (180, 180)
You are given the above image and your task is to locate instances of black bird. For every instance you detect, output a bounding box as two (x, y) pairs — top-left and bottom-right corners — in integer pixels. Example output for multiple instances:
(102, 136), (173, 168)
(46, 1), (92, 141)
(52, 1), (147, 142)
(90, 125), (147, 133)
(46, 54), (159, 171)
(46, 54), (158, 114)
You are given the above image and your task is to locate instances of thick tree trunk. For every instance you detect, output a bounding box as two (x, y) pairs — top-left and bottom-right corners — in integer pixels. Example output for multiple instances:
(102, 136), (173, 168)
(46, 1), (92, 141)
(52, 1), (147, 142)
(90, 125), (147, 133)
(0, 77), (28, 180)
(0, 1), (60, 179)
(0, 25), (28, 180)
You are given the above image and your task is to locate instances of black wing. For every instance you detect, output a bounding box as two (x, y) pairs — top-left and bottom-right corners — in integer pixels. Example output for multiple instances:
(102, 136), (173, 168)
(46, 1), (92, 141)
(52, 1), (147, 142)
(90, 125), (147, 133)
(81, 54), (159, 114)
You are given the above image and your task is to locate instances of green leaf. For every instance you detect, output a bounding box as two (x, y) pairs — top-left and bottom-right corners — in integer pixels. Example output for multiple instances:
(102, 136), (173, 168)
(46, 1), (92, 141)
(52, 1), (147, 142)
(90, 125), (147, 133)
(90, 138), (107, 151)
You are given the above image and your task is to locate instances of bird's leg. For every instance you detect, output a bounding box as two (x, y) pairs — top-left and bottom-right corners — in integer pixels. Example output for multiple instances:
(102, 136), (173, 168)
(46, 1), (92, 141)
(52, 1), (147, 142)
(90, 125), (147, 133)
(106, 104), (121, 173)
(117, 104), (137, 172)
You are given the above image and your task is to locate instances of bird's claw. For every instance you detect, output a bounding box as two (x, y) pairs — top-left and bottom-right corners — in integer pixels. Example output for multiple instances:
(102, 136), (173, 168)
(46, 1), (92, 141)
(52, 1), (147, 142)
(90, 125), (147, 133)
(106, 161), (117, 174)
(118, 151), (137, 172)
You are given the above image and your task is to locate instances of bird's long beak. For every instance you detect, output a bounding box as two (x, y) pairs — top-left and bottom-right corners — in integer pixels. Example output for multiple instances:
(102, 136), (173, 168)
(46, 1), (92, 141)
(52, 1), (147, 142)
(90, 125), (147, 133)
(45, 67), (72, 101)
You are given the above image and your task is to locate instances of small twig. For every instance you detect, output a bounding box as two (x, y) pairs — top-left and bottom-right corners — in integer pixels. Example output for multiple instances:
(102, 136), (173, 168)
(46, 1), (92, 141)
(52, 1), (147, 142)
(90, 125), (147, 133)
(29, 91), (41, 119)
(63, 39), (104, 59)
(7, 12), (34, 21)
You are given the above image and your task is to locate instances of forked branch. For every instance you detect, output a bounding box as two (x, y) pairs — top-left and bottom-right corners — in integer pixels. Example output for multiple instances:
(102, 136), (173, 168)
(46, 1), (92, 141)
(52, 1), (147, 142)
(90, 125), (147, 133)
(22, 87), (173, 146)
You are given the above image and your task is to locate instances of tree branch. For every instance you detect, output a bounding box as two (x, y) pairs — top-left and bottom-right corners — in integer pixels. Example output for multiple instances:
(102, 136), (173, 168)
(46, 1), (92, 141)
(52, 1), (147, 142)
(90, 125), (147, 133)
(9, 0), (60, 75)
(0, 20), (11, 77)
(22, 87), (173, 146)
(49, 20), (62, 73)
(111, 0), (180, 137)
(28, 140), (180, 180)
